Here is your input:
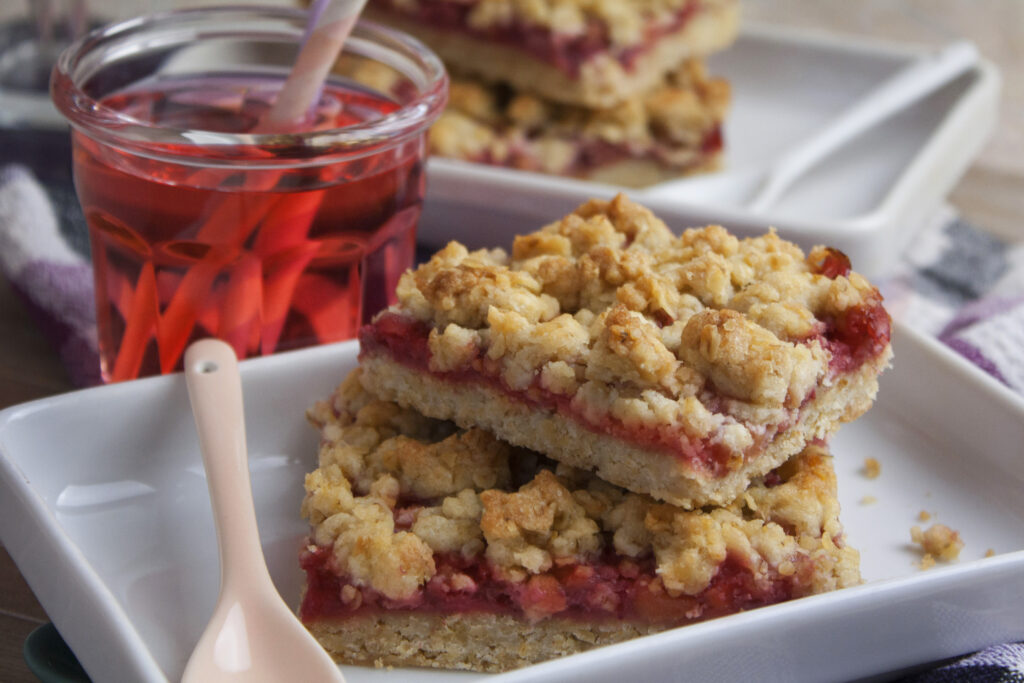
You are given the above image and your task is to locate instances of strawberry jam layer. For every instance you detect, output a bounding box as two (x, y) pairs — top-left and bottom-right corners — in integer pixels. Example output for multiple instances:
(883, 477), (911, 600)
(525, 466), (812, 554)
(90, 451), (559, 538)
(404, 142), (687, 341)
(805, 248), (892, 374)
(359, 313), (740, 477)
(374, 0), (700, 77)
(468, 126), (724, 179)
(299, 543), (799, 626)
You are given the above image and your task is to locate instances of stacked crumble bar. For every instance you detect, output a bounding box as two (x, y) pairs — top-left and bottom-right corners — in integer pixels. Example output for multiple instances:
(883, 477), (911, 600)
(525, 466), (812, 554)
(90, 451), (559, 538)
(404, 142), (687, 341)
(299, 196), (892, 671)
(364, 0), (739, 185)
(301, 370), (860, 671)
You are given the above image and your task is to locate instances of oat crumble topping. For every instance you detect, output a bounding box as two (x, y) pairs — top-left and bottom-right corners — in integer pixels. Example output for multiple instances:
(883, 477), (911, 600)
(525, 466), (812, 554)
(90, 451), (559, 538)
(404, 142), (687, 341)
(911, 523), (963, 563)
(381, 0), (733, 47)
(863, 457), (881, 479)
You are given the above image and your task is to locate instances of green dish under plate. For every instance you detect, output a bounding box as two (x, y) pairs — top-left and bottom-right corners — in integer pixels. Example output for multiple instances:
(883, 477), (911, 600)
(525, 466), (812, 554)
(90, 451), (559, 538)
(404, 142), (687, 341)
(23, 623), (91, 683)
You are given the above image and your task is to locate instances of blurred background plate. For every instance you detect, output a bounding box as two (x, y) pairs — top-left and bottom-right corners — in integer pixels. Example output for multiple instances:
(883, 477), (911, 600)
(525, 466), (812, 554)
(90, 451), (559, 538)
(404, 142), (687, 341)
(419, 25), (1000, 278)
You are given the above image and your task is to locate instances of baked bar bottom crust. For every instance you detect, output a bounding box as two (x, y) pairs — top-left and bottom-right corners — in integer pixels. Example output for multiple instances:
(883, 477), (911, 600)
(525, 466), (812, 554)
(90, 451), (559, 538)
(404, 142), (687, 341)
(307, 612), (663, 673)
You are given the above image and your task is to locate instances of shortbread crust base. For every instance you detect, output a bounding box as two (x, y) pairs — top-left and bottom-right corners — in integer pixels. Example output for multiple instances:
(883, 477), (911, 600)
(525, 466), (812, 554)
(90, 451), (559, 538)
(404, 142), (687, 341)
(358, 348), (891, 508)
(308, 611), (662, 673)
(365, 2), (740, 108)
(582, 154), (722, 187)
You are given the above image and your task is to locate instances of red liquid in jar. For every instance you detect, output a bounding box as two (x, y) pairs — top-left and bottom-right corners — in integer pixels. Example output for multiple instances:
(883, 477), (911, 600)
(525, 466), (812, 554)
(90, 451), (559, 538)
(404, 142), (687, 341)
(73, 74), (424, 381)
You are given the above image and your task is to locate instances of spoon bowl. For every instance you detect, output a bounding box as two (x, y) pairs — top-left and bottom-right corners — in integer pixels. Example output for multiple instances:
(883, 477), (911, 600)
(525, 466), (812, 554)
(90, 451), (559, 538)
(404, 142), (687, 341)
(181, 339), (344, 683)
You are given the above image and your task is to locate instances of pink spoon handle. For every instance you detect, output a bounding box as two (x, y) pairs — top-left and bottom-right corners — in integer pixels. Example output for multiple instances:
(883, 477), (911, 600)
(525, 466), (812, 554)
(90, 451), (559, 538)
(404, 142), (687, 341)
(184, 339), (267, 592)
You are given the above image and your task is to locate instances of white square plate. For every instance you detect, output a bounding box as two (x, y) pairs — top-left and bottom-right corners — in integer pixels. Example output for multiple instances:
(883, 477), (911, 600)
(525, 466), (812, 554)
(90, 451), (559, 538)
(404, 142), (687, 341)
(418, 25), (1000, 279)
(2, 322), (1024, 682)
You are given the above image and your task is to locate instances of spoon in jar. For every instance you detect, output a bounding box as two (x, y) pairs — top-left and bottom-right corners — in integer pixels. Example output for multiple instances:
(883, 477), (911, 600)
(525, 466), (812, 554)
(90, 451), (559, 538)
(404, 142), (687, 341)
(181, 339), (345, 683)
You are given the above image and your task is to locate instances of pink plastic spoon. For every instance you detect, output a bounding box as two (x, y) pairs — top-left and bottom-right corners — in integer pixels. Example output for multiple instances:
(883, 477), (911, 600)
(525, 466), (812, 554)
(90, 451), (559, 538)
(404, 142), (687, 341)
(181, 339), (344, 683)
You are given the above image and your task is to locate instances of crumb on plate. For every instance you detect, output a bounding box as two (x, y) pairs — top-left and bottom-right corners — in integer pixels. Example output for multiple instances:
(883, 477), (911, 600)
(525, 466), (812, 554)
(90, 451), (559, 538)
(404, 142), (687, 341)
(911, 523), (963, 563)
(863, 457), (881, 479)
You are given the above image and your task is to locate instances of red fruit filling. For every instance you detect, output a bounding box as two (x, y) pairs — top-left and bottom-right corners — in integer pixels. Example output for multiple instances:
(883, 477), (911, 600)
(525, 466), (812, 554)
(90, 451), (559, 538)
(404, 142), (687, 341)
(810, 247), (852, 279)
(372, 0), (702, 78)
(299, 543), (800, 626)
(820, 297), (891, 375)
(467, 126), (724, 179)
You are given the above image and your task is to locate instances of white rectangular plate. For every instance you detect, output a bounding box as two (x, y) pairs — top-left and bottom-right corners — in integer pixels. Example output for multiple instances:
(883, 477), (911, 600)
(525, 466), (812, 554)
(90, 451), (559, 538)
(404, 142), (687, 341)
(2, 322), (1024, 682)
(418, 25), (1000, 278)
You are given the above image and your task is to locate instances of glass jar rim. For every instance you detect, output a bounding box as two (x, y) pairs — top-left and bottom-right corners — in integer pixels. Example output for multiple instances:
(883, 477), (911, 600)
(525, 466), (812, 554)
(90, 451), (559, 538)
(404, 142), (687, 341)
(50, 5), (448, 167)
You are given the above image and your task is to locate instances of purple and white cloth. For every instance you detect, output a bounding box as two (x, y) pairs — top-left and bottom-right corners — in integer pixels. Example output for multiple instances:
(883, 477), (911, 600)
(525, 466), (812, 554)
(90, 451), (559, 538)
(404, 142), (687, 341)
(881, 204), (1024, 394)
(898, 642), (1024, 683)
(0, 164), (99, 386)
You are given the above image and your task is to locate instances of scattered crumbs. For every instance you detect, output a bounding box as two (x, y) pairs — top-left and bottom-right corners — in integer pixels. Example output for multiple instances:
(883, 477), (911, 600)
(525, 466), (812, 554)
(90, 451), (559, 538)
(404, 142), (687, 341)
(863, 457), (881, 479)
(911, 523), (964, 566)
(919, 553), (936, 570)
(985, 549), (996, 558)
(918, 510), (932, 522)
(860, 495), (877, 505)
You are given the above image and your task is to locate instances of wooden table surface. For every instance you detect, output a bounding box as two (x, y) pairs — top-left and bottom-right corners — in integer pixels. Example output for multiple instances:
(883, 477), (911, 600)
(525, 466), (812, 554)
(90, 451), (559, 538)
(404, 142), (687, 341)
(1, 2), (1021, 681)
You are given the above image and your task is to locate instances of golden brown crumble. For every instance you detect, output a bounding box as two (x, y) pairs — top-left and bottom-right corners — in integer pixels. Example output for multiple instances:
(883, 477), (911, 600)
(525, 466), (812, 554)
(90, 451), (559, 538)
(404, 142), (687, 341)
(302, 371), (860, 604)
(911, 524), (963, 563)
(388, 195), (890, 468)
(863, 457), (881, 479)
(429, 60), (729, 179)
(381, 0), (734, 47)
(918, 510), (932, 522)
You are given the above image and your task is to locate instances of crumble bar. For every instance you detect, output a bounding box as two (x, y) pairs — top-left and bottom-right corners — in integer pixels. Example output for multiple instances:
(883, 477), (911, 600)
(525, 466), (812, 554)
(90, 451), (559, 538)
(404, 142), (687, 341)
(365, 0), (740, 108)
(358, 195), (893, 508)
(299, 371), (861, 672)
(430, 59), (729, 186)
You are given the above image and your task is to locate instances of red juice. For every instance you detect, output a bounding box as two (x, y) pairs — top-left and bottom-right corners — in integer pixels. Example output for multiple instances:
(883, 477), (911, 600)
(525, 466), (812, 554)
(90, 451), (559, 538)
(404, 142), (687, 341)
(72, 75), (425, 381)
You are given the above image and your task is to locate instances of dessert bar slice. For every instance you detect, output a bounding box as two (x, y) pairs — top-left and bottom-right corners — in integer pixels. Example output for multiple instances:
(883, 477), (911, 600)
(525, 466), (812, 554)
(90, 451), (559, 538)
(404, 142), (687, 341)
(299, 371), (860, 672)
(365, 0), (740, 108)
(358, 195), (892, 508)
(431, 59), (729, 186)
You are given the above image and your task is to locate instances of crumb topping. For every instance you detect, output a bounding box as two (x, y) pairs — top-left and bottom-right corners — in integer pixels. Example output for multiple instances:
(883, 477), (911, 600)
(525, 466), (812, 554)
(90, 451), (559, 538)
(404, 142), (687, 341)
(863, 457), (881, 479)
(381, 0), (732, 47)
(911, 523), (963, 563)
(302, 371), (859, 604)
(385, 195), (891, 465)
(429, 60), (729, 175)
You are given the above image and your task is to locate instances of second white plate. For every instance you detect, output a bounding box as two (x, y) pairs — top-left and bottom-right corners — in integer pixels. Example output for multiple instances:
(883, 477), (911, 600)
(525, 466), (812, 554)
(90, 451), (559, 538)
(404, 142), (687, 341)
(417, 25), (1000, 278)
